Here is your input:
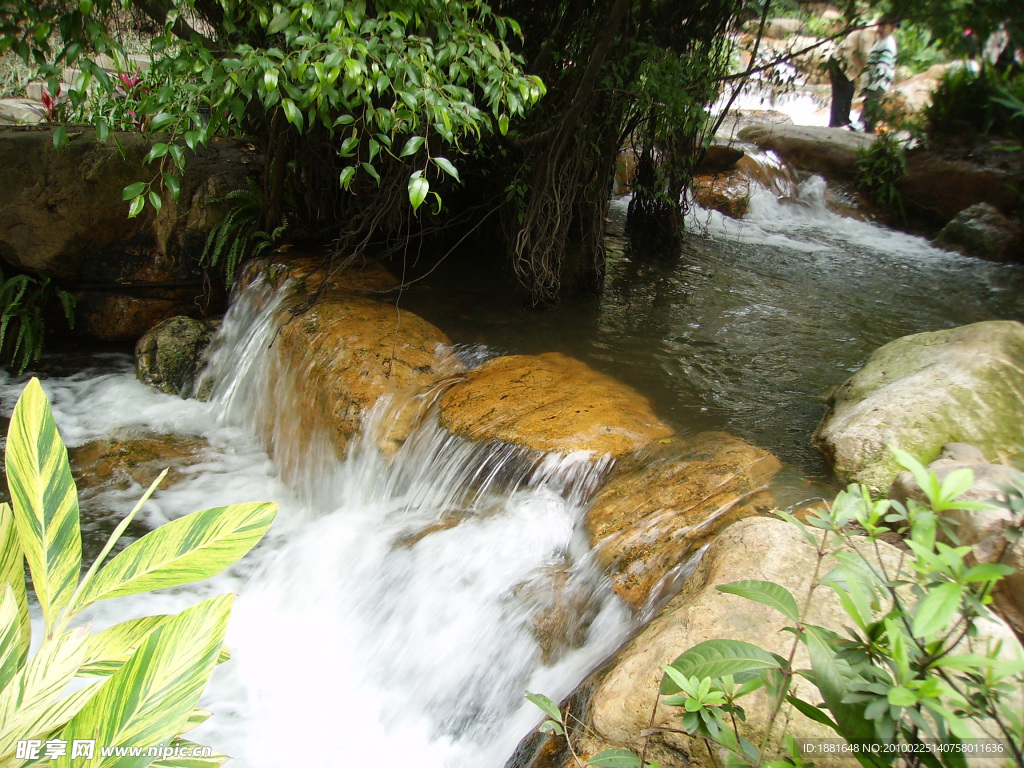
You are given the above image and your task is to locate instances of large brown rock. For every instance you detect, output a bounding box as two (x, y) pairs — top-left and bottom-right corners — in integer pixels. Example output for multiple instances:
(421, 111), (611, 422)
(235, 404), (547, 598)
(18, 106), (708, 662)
(899, 154), (1019, 229)
(0, 127), (256, 339)
(586, 432), (781, 609)
(933, 202), (1023, 262)
(437, 352), (673, 457)
(270, 283), (459, 465)
(814, 321), (1024, 493)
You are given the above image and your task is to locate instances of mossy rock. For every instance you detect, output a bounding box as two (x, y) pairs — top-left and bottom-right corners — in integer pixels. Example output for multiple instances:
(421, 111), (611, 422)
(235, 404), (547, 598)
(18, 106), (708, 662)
(813, 320), (1024, 492)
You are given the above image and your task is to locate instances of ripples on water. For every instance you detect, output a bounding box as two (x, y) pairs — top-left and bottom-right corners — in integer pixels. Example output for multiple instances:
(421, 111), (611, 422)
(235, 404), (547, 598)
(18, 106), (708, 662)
(401, 169), (1024, 478)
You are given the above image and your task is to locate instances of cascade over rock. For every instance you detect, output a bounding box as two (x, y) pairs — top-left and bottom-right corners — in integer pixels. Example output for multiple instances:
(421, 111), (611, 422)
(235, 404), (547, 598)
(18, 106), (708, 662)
(585, 431), (781, 609)
(437, 352), (673, 457)
(814, 321), (1024, 492)
(256, 259), (460, 465)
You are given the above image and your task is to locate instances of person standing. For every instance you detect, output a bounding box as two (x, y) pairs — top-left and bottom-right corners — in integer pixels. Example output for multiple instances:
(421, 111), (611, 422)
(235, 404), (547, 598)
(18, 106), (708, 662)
(828, 22), (879, 128)
(860, 17), (900, 133)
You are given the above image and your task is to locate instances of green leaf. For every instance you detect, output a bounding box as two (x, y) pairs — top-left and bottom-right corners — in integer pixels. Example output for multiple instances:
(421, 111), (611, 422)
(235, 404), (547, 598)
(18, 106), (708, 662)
(498, 113), (509, 135)
(122, 182), (147, 201)
(912, 581), (963, 638)
(525, 691), (563, 724)
(148, 190), (163, 214)
(939, 468), (974, 502)
(55, 595), (233, 768)
(144, 143), (169, 164)
(399, 135), (424, 157)
(128, 195), (146, 218)
(281, 98), (303, 129)
(432, 156), (460, 183)
(361, 162), (381, 185)
(53, 125), (67, 149)
(163, 173), (181, 202)
(963, 562), (1014, 583)
(75, 502), (277, 608)
(887, 686), (917, 707)
(801, 625), (885, 768)
(339, 166), (356, 189)
(0, 588), (24, 692)
(267, 10), (291, 34)
(78, 615), (173, 677)
(588, 749), (644, 768)
(408, 174), (429, 211)
(786, 695), (839, 731)
(662, 640), (780, 693)
(6, 378), (82, 634)
(716, 580), (800, 622)
(0, 504), (29, 667)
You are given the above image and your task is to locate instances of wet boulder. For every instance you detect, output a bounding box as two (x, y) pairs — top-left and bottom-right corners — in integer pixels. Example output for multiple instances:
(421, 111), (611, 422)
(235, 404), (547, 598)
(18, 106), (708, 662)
(267, 260), (459, 466)
(738, 123), (874, 183)
(934, 203), (1023, 262)
(814, 321), (1024, 493)
(437, 352), (673, 458)
(585, 431), (781, 609)
(135, 316), (217, 398)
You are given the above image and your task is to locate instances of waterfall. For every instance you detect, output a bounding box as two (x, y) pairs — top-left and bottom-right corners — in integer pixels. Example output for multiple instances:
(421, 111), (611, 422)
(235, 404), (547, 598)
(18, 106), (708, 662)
(22, 272), (634, 767)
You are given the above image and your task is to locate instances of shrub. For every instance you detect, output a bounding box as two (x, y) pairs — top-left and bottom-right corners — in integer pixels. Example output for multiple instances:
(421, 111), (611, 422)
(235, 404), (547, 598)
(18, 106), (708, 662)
(0, 267), (75, 374)
(530, 448), (1024, 768)
(0, 377), (277, 766)
(927, 66), (1024, 141)
(856, 131), (908, 221)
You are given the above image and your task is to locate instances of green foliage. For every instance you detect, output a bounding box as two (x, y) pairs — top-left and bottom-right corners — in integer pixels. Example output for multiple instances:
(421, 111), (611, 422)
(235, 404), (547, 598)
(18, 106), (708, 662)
(856, 131), (907, 220)
(0, 266), (75, 375)
(1, 0), (542, 217)
(529, 448), (1024, 768)
(201, 180), (286, 287)
(895, 25), (947, 75)
(927, 66), (1024, 141)
(0, 377), (277, 765)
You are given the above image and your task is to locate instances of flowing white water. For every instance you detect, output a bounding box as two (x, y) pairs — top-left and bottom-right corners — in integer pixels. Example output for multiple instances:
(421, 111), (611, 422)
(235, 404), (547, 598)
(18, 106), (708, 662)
(0, 274), (635, 768)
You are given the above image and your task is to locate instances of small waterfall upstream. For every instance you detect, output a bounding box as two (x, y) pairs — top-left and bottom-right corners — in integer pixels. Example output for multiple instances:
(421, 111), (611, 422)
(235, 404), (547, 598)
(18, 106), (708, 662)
(0, 274), (636, 768)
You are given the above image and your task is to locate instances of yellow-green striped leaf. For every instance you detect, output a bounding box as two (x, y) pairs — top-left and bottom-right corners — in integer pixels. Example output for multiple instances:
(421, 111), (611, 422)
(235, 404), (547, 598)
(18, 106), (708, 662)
(149, 740), (226, 768)
(0, 588), (22, 691)
(179, 709), (212, 734)
(79, 615), (174, 677)
(55, 594), (233, 768)
(76, 502), (276, 608)
(6, 378), (82, 633)
(0, 626), (90, 759)
(0, 504), (29, 665)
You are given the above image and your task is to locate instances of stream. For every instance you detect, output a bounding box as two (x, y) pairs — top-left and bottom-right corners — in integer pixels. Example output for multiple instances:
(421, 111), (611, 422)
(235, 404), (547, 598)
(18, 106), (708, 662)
(2, 154), (1024, 767)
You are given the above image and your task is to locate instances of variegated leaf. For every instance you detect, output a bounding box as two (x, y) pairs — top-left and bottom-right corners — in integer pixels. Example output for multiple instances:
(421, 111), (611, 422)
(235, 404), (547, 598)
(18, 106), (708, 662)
(179, 709), (212, 735)
(6, 378), (82, 632)
(0, 626), (90, 758)
(76, 503), (276, 608)
(0, 588), (21, 691)
(55, 594), (234, 768)
(79, 615), (173, 677)
(0, 503), (30, 664)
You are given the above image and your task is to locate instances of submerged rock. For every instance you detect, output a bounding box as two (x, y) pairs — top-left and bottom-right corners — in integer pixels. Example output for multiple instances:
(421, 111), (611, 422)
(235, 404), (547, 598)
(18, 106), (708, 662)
(135, 315), (217, 398)
(586, 431), (780, 609)
(437, 352), (673, 458)
(69, 431), (207, 499)
(814, 320), (1024, 492)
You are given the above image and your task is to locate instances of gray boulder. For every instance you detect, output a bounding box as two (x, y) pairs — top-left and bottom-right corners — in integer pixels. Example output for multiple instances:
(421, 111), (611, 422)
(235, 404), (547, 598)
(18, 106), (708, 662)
(814, 320), (1024, 493)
